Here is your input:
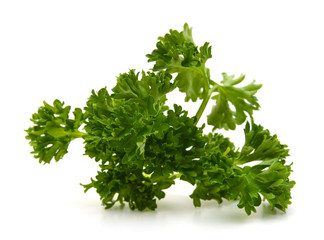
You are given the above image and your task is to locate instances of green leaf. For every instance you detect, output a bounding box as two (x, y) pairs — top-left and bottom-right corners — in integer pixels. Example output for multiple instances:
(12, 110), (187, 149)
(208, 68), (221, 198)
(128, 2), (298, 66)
(113, 70), (175, 101)
(207, 73), (262, 130)
(236, 122), (290, 165)
(232, 122), (295, 213)
(25, 100), (85, 164)
(112, 70), (175, 115)
(84, 87), (113, 119)
(147, 23), (212, 102)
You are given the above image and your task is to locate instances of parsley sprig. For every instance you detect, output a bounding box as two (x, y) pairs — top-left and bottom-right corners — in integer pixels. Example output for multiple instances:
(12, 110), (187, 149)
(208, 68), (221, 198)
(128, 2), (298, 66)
(26, 23), (295, 215)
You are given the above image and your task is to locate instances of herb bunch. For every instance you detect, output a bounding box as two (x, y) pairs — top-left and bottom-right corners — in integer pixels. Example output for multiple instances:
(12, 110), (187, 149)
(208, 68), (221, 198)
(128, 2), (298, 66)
(26, 24), (295, 215)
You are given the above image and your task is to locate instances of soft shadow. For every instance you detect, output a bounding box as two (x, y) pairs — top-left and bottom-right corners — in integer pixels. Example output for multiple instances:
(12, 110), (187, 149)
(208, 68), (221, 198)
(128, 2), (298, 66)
(68, 193), (291, 225)
(158, 195), (289, 225)
(261, 203), (288, 219)
(194, 200), (291, 225)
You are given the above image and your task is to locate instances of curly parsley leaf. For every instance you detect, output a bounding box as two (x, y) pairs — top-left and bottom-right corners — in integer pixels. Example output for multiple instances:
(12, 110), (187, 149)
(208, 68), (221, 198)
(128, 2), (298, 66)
(25, 100), (85, 164)
(188, 134), (238, 207)
(82, 105), (202, 210)
(147, 23), (212, 102)
(112, 69), (175, 115)
(113, 69), (175, 101)
(232, 122), (295, 214)
(236, 122), (290, 164)
(83, 70), (175, 165)
(81, 163), (177, 211)
(207, 73), (262, 130)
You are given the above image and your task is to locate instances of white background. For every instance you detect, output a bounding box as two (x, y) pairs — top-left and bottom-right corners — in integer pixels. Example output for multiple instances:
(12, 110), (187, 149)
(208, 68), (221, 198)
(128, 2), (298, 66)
(1, 0), (323, 239)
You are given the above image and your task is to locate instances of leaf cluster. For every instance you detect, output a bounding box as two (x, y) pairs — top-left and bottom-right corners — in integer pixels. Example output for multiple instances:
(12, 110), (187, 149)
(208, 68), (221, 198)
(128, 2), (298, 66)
(26, 23), (295, 215)
(25, 100), (84, 163)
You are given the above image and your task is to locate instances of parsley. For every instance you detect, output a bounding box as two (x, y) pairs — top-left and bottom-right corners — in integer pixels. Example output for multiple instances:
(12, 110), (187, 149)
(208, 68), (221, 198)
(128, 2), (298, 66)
(26, 23), (295, 215)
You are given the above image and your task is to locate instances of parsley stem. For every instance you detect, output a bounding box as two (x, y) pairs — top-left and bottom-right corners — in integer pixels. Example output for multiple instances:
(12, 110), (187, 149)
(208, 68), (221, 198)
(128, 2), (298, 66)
(142, 172), (182, 179)
(70, 131), (86, 139)
(194, 84), (218, 125)
(171, 173), (182, 179)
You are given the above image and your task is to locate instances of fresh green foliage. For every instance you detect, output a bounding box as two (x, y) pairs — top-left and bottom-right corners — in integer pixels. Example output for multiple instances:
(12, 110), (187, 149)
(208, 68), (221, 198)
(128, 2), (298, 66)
(207, 73), (262, 130)
(26, 23), (295, 215)
(146, 23), (211, 102)
(25, 100), (84, 164)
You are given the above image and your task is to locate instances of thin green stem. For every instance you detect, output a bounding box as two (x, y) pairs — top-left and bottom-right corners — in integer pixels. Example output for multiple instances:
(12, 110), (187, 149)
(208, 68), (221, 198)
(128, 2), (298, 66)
(170, 173), (182, 179)
(142, 172), (182, 179)
(194, 84), (218, 125)
(70, 131), (86, 139)
(194, 93), (210, 125)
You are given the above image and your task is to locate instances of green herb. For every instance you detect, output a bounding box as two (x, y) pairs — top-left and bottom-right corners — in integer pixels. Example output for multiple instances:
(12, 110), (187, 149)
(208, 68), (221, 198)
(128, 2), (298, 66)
(26, 23), (295, 215)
